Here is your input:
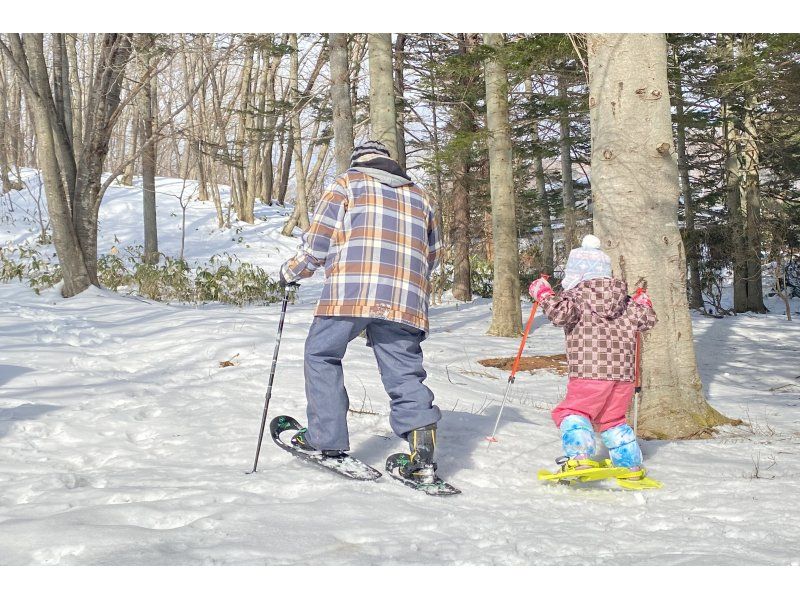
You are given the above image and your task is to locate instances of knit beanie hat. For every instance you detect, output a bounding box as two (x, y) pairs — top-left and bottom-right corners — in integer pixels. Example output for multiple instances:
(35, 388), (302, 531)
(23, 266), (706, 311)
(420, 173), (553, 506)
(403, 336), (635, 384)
(350, 140), (391, 166)
(581, 234), (602, 250)
(561, 234), (612, 291)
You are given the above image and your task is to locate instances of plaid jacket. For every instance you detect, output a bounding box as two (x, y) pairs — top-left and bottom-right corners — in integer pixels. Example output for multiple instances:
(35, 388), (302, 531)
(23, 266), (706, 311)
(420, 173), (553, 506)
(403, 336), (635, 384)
(281, 169), (443, 334)
(540, 278), (657, 381)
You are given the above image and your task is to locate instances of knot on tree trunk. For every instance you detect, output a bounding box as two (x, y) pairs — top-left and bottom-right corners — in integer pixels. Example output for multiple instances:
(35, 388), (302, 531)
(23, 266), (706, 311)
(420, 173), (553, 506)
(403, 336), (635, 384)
(635, 87), (663, 100)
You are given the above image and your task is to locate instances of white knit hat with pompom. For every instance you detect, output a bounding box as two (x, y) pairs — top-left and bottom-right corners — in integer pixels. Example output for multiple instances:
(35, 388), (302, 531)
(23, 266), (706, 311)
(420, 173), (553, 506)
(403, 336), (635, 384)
(561, 234), (611, 290)
(581, 234), (602, 250)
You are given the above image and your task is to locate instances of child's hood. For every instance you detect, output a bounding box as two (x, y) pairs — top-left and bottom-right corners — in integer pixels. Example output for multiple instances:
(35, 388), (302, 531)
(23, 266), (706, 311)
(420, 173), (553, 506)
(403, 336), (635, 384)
(566, 277), (630, 319)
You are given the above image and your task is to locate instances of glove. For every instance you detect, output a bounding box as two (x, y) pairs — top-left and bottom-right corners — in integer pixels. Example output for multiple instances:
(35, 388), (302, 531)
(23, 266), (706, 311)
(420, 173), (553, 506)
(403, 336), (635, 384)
(528, 276), (554, 302)
(631, 288), (652, 308)
(278, 264), (290, 288)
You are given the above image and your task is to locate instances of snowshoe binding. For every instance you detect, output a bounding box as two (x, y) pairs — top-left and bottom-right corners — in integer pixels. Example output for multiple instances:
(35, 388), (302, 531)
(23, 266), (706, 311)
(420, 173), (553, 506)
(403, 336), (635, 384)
(385, 424), (460, 496)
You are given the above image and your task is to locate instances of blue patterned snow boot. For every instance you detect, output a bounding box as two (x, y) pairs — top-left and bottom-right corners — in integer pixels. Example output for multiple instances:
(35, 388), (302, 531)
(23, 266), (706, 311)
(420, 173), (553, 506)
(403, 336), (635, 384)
(600, 424), (643, 469)
(559, 415), (596, 459)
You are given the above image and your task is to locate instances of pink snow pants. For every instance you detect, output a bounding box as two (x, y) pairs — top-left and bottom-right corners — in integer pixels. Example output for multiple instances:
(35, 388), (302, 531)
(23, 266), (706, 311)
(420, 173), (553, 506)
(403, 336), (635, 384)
(551, 378), (635, 432)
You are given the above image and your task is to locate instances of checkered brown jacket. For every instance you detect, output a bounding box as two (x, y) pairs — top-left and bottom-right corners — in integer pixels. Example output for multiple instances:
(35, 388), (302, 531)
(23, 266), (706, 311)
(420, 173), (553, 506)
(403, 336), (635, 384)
(540, 278), (657, 381)
(281, 170), (442, 334)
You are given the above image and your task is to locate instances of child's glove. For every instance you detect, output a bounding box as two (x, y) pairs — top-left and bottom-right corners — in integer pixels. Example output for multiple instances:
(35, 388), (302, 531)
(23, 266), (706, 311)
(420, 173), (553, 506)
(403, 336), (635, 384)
(631, 288), (652, 308)
(529, 276), (554, 302)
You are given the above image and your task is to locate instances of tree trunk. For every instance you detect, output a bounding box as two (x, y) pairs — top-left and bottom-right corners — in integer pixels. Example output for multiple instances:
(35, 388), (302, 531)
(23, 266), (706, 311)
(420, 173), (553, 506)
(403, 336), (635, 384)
(393, 33), (407, 170)
(739, 36), (766, 313)
(139, 34), (159, 265)
(239, 43), (256, 223)
(5, 35), (92, 294)
(533, 123), (554, 278)
(558, 72), (577, 254)
(9, 76), (23, 171)
(367, 33), (398, 157)
(0, 57), (12, 190)
(261, 35), (285, 205)
(719, 35), (749, 313)
(281, 34), (310, 236)
(330, 33), (355, 173)
(483, 33), (522, 337)
(277, 123), (293, 206)
(3, 33), (133, 293)
(451, 33), (479, 302)
(588, 33), (734, 439)
(671, 43), (703, 310)
(527, 74), (554, 277)
(121, 115), (138, 186)
(73, 34), (134, 284)
(66, 34), (83, 165)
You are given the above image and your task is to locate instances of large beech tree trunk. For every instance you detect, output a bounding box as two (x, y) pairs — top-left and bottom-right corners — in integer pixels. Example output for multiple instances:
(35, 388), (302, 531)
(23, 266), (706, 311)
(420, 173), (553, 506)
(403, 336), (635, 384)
(588, 33), (734, 439)
(367, 33), (398, 158)
(483, 33), (521, 337)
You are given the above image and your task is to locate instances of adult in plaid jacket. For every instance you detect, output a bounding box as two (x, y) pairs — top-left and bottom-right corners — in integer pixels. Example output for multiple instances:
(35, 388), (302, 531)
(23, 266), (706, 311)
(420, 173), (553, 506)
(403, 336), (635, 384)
(528, 234), (657, 472)
(279, 141), (444, 479)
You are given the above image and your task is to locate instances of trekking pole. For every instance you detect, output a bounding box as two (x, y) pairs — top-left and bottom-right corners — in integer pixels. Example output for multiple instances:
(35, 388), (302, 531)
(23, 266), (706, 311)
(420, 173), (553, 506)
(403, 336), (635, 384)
(633, 330), (642, 437)
(486, 278), (547, 445)
(632, 286), (647, 436)
(248, 282), (297, 474)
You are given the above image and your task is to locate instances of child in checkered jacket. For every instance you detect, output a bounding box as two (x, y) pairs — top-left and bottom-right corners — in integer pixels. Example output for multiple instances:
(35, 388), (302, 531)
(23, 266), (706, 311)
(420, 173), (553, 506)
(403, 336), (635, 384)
(528, 235), (657, 473)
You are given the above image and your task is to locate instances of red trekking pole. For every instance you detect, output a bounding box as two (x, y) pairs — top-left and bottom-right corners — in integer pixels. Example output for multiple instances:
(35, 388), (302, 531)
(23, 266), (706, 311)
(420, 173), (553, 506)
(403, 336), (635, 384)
(486, 275), (548, 445)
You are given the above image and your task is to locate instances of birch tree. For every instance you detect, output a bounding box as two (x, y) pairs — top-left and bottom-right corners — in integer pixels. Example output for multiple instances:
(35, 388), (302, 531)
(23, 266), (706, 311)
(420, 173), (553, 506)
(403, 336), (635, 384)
(484, 33), (522, 337)
(588, 33), (733, 438)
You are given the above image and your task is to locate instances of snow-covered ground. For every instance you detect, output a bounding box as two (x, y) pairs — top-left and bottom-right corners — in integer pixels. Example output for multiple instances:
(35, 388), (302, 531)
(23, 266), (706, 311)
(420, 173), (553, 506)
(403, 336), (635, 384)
(2, 172), (800, 567)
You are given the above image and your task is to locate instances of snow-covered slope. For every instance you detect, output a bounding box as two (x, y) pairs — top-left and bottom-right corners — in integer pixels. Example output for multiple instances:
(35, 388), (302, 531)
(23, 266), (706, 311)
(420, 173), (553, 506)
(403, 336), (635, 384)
(1, 172), (799, 565)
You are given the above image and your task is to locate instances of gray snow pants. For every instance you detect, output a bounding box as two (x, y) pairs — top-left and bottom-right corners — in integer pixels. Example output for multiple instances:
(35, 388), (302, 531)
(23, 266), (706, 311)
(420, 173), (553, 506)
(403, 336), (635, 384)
(303, 316), (441, 451)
